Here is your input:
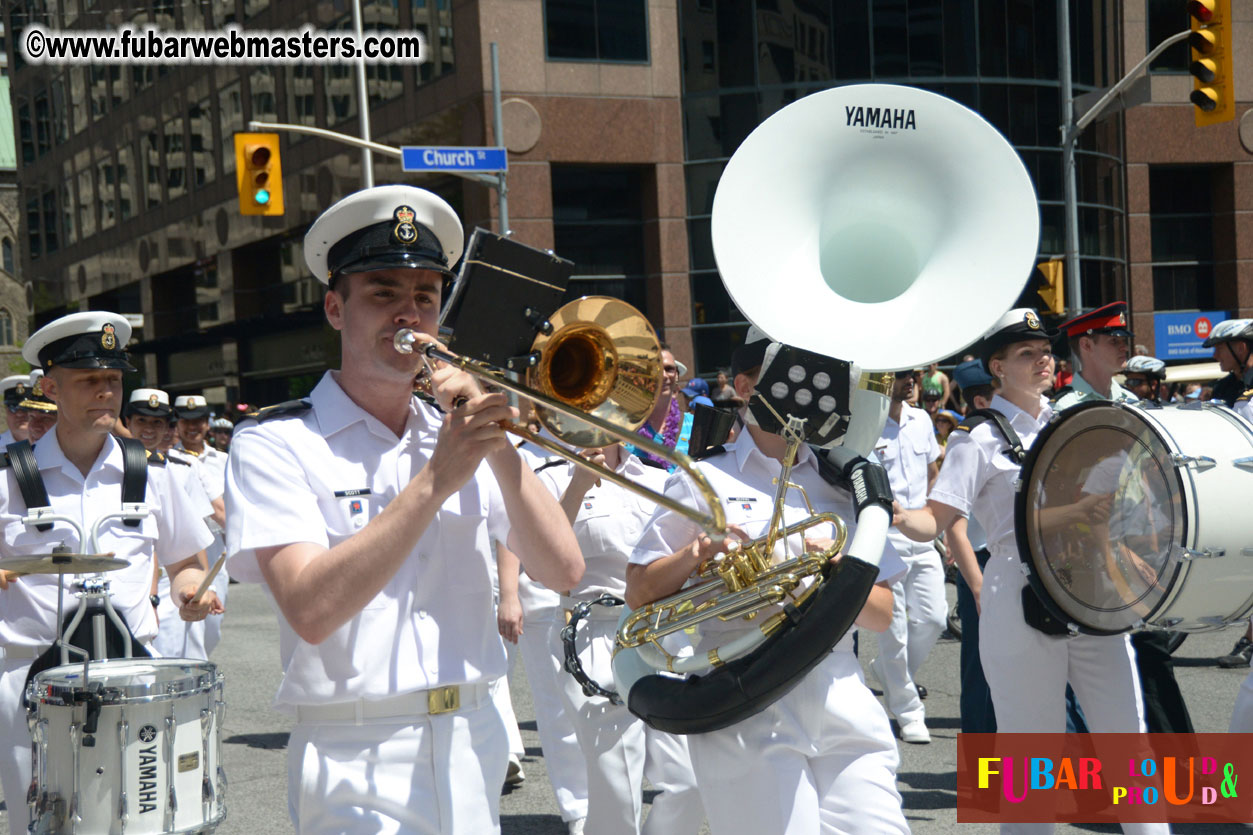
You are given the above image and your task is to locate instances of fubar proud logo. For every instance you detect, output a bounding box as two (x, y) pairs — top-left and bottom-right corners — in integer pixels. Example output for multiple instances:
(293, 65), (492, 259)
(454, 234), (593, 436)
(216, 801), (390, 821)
(958, 733), (1253, 824)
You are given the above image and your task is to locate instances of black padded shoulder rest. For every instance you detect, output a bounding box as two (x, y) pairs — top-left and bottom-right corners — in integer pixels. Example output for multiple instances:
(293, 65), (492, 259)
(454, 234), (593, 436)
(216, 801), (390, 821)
(626, 554), (879, 735)
(7, 441), (50, 531)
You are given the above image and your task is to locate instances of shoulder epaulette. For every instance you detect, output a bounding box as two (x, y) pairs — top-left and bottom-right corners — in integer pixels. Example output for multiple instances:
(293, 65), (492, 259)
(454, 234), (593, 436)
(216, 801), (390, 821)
(144, 449), (167, 467)
(533, 459), (566, 475)
(1049, 385), (1074, 404)
(0, 452), (10, 469)
(414, 391), (443, 413)
(1237, 388), (1253, 403)
(164, 452), (193, 466)
(248, 398), (313, 423)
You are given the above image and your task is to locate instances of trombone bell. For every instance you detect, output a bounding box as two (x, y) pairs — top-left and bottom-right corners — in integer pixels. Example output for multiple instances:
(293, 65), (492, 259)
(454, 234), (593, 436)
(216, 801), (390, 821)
(529, 296), (663, 449)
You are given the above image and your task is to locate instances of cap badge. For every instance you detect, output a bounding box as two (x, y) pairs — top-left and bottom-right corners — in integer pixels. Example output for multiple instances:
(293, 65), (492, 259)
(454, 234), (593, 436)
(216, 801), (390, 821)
(148, 394), (160, 408)
(1025, 311), (1041, 330)
(31, 380), (42, 396)
(1118, 313), (1126, 326)
(15, 384), (25, 396)
(393, 205), (418, 245)
(101, 323), (117, 351)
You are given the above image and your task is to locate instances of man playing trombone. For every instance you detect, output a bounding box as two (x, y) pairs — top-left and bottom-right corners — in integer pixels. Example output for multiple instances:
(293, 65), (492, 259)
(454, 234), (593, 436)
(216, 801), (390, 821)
(224, 185), (583, 835)
(625, 329), (910, 835)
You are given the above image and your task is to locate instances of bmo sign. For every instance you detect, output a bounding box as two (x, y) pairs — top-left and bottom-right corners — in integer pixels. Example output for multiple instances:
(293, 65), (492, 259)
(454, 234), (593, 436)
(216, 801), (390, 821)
(1154, 310), (1229, 359)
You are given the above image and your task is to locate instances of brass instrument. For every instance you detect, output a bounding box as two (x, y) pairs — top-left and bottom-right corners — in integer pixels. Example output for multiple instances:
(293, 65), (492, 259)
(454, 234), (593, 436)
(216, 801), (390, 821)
(618, 415), (849, 673)
(394, 295), (725, 535)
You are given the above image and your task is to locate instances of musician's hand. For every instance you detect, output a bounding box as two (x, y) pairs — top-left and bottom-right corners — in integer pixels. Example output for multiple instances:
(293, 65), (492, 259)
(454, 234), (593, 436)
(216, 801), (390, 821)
(428, 392), (516, 496)
(569, 448), (608, 492)
(1074, 493), (1114, 526)
(0, 570), (18, 590)
(418, 337), (485, 412)
(177, 587), (224, 621)
(497, 595), (524, 644)
(690, 525), (751, 572)
(804, 537), (840, 563)
(891, 500), (905, 527)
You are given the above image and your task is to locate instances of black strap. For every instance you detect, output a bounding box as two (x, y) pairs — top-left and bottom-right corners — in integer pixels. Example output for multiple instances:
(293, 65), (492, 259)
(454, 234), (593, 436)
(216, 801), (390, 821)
(118, 438), (149, 527)
(7, 441), (51, 531)
(959, 408), (1026, 464)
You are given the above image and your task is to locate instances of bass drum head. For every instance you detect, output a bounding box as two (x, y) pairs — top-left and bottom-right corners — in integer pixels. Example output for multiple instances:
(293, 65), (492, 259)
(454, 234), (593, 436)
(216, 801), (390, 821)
(1016, 402), (1185, 634)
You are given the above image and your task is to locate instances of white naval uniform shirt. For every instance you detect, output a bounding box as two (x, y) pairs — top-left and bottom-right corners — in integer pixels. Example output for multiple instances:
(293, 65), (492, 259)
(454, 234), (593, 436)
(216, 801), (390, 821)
(538, 453), (669, 600)
(1054, 372), (1137, 412)
(875, 404), (940, 558)
(225, 371), (512, 712)
(928, 393), (1052, 559)
(630, 430), (905, 654)
(0, 430), (14, 448)
(0, 426), (214, 650)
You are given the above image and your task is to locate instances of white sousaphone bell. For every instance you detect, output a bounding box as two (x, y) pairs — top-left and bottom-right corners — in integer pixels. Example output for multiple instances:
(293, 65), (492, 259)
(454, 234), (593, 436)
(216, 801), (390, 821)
(611, 84), (1041, 733)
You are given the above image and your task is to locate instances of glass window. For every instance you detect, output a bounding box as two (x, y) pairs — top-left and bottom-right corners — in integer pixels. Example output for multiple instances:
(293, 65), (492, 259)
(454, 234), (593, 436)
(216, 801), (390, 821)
(249, 68), (278, 123)
(218, 80), (244, 174)
(1150, 166), (1214, 310)
(1, 239), (12, 274)
(0, 310), (13, 346)
(1153, 264), (1214, 311)
(551, 165), (647, 311)
(25, 192), (40, 260)
(34, 90), (51, 156)
(17, 101), (34, 163)
(62, 161), (76, 246)
(942, 0), (977, 76)
(71, 68), (88, 133)
(189, 98), (215, 187)
(244, 0), (269, 19)
(42, 191), (58, 254)
(908, 0), (943, 77)
(97, 154), (116, 231)
(286, 65), (318, 142)
(75, 151), (95, 236)
(1006, 0), (1035, 78)
(109, 66), (129, 106)
(50, 76), (68, 143)
(143, 129), (162, 210)
(545, 0), (647, 62)
(118, 146), (137, 221)
(89, 67), (107, 119)
(164, 116), (187, 201)
(978, 0), (1007, 77)
(873, 0), (907, 76)
(412, 0), (455, 81)
(325, 63), (356, 125)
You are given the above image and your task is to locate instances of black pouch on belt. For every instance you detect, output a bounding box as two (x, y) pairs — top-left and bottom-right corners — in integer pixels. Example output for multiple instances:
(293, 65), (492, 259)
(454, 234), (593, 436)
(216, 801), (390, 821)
(1021, 586), (1070, 637)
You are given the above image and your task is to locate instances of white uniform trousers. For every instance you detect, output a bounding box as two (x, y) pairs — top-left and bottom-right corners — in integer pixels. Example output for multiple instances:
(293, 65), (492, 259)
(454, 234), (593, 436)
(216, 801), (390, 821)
(0, 654), (36, 835)
(1228, 667), (1253, 732)
(876, 546), (947, 726)
(287, 695), (508, 835)
(979, 554), (1168, 835)
(154, 572), (209, 660)
(686, 650), (909, 835)
(556, 609), (703, 834)
(642, 725), (705, 833)
(516, 604), (589, 823)
(491, 662), (525, 758)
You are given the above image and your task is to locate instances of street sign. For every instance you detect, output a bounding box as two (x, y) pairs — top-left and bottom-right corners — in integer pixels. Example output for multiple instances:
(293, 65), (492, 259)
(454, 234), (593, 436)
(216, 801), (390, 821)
(1153, 310), (1229, 360)
(401, 146), (508, 173)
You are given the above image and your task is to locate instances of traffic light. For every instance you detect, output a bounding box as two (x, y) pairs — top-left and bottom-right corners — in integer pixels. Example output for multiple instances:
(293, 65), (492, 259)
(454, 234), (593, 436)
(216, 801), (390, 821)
(1034, 260), (1065, 316)
(1188, 0), (1234, 127)
(234, 133), (284, 215)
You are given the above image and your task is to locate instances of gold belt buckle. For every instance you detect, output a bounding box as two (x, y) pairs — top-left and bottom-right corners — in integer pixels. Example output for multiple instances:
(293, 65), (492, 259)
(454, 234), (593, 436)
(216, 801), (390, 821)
(427, 685), (461, 715)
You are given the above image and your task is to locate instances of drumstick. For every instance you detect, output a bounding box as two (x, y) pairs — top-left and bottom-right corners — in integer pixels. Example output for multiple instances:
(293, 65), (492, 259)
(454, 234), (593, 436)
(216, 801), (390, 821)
(189, 554), (227, 607)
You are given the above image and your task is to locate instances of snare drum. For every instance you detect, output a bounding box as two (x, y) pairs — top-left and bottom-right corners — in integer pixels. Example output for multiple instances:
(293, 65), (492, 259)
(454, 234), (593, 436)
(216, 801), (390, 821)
(27, 658), (226, 834)
(1016, 400), (1253, 634)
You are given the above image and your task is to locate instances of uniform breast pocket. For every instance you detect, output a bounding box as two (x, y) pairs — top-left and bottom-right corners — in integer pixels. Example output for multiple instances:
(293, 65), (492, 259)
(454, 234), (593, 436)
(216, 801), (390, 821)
(325, 495), (376, 546)
(3, 519), (76, 555)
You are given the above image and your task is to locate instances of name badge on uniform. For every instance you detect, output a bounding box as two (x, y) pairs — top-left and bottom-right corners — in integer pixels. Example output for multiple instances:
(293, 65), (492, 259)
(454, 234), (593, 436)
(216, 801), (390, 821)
(334, 489), (372, 529)
(728, 496), (756, 511)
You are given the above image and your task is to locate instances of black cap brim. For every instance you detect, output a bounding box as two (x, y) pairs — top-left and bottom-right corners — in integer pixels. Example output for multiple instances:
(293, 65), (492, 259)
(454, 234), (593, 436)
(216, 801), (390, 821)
(176, 408), (212, 420)
(55, 356), (138, 372)
(337, 251), (456, 278)
(126, 405), (173, 419)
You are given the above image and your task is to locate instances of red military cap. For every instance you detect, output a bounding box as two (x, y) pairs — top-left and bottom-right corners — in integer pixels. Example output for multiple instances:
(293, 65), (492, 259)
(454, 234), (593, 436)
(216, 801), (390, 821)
(1058, 301), (1132, 340)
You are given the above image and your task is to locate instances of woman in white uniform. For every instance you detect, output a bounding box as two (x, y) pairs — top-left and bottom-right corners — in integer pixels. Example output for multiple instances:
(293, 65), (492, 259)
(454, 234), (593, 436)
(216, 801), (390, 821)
(893, 309), (1168, 835)
(541, 442), (706, 835)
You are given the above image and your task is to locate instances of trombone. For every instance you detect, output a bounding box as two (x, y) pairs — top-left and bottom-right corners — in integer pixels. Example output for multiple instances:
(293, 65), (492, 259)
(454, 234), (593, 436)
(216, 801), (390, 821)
(393, 296), (726, 536)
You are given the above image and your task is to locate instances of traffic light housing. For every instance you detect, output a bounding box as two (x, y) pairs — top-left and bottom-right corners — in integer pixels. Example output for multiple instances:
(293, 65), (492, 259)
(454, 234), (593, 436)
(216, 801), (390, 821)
(1188, 0), (1234, 127)
(234, 133), (284, 216)
(1034, 260), (1065, 316)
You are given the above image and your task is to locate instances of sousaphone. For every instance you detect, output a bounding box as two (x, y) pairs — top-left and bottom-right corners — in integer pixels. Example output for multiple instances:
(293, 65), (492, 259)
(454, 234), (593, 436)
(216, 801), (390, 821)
(612, 84), (1041, 734)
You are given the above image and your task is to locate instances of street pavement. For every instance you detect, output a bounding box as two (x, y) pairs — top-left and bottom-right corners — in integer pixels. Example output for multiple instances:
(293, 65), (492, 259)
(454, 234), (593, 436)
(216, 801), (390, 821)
(5, 581), (1253, 834)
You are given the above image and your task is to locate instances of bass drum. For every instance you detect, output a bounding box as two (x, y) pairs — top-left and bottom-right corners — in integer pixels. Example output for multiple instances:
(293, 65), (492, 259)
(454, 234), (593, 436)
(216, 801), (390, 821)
(1015, 400), (1253, 635)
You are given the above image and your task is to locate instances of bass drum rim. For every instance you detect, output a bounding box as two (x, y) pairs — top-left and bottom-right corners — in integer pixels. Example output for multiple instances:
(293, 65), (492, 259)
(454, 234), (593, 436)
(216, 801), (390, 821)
(1014, 400), (1191, 636)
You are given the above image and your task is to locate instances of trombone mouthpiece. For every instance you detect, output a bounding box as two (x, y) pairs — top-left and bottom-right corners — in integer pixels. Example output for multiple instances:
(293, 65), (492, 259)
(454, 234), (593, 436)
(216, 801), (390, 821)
(393, 328), (420, 354)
